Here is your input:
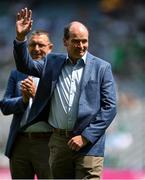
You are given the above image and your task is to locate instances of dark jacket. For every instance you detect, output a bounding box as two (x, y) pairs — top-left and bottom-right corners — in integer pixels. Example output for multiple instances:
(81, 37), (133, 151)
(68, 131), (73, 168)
(0, 70), (28, 158)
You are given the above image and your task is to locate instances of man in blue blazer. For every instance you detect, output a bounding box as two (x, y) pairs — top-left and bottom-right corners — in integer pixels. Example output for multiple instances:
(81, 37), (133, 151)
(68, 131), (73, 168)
(13, 8), (117, 179)
(0, 30), (53, 179)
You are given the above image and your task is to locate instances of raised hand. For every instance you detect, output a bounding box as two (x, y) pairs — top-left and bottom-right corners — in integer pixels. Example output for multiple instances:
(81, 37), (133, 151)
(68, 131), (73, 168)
(16, 7), (33, 41)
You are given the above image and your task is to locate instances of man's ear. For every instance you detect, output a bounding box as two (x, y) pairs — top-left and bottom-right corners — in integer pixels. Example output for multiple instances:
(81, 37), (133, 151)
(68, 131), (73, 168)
(63, 38), (67, 47)
(49, 44), (53, 50)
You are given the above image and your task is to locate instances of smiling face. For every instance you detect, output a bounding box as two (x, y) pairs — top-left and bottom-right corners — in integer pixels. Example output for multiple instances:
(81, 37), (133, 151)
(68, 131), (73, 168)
(63, 22), (89, 63)
(28, 33), (53, 60)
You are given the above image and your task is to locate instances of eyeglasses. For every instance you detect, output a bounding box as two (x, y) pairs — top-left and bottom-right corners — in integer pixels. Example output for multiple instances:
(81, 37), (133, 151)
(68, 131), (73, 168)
(29, 42), (50, 49)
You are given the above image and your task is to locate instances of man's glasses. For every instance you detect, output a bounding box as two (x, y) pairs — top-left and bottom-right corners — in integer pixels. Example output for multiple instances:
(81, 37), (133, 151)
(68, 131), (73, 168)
(29, 42), (50, 49)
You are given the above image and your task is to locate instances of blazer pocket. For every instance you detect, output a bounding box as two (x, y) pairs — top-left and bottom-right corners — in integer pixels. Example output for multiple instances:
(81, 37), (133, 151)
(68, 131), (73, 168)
(85, 81), (100, 100)
(86, 81), (99, 91)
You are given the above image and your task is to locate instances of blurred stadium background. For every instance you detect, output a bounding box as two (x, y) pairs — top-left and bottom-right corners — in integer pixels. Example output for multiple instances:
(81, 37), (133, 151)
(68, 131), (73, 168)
(1, 0), (145, 179)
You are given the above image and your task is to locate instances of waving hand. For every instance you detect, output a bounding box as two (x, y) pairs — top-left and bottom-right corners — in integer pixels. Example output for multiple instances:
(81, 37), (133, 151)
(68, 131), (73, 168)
(16, 7), (33, 41)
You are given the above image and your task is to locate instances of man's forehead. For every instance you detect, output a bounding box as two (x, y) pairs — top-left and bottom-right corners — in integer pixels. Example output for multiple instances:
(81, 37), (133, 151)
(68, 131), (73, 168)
(30, 34), (49, 42)
(69, 31), (88, 39)
(31, 34), (47, 39)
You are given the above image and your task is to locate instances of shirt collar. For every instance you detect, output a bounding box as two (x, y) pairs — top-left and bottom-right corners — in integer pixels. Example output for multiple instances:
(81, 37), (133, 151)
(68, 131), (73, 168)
(66, 51), (87, 65)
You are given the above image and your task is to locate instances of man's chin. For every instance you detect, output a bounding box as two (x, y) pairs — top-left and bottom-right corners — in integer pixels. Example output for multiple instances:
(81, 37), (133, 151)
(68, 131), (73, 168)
(31, 55), (41, 60)
(76, 52), (85, 58)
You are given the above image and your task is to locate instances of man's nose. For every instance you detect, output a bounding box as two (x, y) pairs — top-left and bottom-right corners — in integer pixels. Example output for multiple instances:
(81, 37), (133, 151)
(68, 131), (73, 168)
(78, 42), (83, 48)
(34, 44), (40, 50)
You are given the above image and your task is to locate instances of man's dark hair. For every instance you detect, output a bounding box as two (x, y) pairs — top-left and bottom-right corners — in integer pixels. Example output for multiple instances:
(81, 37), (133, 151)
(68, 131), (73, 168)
(28, 30), (52, 43)
(63, 24), (71, 40)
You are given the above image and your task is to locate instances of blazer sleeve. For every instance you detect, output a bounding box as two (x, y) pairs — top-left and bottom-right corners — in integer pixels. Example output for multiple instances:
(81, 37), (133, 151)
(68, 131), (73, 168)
(82, 64), (117, 143)
(0, 70), (27, 115)
(13, 40), (44, 77)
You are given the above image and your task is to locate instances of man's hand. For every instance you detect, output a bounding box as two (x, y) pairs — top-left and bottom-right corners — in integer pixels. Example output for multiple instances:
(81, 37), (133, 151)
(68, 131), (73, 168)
(67, 135), (89, 151)
(21, 87), (30, 104)
(21, 76), (36, 103)
(16, 7), (33, 41)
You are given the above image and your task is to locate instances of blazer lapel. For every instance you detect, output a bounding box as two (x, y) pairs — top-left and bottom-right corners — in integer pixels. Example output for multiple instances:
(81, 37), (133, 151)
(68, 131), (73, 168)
(50, 55), (67, 96)
(80, 53), (95, 90)
(41, 54), (66, 97)
(27, 54), (66, 123)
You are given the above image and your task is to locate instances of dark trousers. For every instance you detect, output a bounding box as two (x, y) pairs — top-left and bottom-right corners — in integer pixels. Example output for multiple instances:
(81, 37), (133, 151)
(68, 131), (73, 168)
(10, 132), (51, 179)
(49, 132), (104, 179)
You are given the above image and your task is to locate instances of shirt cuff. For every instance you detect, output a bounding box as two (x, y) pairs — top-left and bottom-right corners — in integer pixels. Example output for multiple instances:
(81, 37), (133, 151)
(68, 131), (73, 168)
(15, 38), (27, 43)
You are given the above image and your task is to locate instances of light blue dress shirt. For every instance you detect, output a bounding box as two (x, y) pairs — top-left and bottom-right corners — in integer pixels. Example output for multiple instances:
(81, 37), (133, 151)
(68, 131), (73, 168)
(48, 52), (87, 130)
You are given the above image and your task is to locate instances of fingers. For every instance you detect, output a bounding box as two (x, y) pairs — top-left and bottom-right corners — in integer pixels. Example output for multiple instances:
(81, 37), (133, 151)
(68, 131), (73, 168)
(27, 76), (33, 82)
(27, 8), (32, 20)
(28, 20), (33, 31)
(67, 135), (88, 151)
(22, 76), (33, 86)
(21, 82), (32, 98)
(16, 13), (21, 21)
(68, 139), (80, 151)
(21, 82), (29, 94)
(16, 8), (25, 21)
(16, 7), (33, 39)
(21, 77), (32, 91)
(21, 77), (36, 98)
(68, 136), (82, 151)
(23, 8), (32, 22)
(22, 89), (30, 103)
(16, 7), (32, 22)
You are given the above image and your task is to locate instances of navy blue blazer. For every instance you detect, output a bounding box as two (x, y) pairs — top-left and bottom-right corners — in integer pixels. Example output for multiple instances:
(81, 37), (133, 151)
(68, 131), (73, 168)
(13, 40), (117, 156)
(0, 70), (28, 158)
